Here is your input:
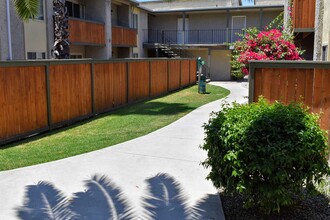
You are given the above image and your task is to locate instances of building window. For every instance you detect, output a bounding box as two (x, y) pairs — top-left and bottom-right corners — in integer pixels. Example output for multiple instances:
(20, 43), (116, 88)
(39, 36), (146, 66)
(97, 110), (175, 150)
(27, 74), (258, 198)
(240, 0), (255, 6)
(66, 1), (84, 19)
(27, 52), (46, 59)
(37, 0), (44, 20)
(322, 46), (328, 61)
(132, 14), (138, 29)
(31, 0), (44, 20)
(133, 53), (138, 58)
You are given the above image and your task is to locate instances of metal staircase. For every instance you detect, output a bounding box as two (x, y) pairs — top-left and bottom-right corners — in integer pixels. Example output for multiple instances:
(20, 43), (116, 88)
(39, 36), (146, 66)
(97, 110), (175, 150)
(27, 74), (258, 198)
(154, 33), (211, 79)
(158, 45), (179, 58)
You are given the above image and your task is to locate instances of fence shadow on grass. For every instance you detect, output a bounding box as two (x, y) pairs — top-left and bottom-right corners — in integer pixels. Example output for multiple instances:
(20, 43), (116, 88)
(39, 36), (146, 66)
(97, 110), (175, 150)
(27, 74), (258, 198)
(16, 173), (219, 220)
(112, 101), (194, 116)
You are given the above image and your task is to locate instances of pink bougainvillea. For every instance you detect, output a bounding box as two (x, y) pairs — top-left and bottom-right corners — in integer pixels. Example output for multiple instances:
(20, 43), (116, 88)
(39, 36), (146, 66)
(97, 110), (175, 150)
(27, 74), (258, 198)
(230, 28), (303, 79)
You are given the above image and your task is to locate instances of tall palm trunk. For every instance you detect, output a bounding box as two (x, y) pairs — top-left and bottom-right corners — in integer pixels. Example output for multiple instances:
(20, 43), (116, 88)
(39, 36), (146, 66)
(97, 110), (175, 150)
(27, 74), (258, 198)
(53, 0), (70, 59)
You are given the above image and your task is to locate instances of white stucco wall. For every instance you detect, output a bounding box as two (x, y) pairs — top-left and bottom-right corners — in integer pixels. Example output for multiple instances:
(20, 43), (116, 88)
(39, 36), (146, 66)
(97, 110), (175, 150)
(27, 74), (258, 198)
(188, 49), (231, 81)
(24, 19), (47, 58)
(189, 12), (228, 30)
(148, 9), (282, 31)
(210, 50), (231, 81)
(323, 0), (329, 60)
(136, 7), (148, 57)
(0, 0), (8, 60)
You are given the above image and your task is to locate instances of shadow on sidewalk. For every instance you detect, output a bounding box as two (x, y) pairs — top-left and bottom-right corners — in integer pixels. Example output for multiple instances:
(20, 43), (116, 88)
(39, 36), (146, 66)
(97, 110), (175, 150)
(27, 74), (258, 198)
(16, 173), (221, 220)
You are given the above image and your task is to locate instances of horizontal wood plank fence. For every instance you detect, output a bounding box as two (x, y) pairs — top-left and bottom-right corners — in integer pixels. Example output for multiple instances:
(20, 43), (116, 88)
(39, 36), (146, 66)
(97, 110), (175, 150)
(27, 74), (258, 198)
(249, 61), (330, 133)
(69, 18), (106, 45)
(0, 58), (197, 145)
(292, 0), (315, 30)
(112, 27), (137, 47)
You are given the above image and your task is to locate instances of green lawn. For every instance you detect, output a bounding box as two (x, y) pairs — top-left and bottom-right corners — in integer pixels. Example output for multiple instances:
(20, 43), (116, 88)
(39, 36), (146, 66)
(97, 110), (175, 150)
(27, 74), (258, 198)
(0, 84), (230, 171)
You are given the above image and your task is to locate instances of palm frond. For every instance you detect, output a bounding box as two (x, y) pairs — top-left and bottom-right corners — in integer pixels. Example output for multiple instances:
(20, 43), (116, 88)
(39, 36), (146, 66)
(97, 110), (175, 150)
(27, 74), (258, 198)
(13, 0), (39, 22)
(70, 174), (134, 220)
(17, 181), (75, 220)
(141, 173), (194, 219)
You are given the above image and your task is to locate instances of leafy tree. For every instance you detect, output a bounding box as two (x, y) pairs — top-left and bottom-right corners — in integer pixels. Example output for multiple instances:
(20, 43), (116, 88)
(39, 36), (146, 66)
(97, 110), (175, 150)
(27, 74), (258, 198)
(13, 0), (39, 21)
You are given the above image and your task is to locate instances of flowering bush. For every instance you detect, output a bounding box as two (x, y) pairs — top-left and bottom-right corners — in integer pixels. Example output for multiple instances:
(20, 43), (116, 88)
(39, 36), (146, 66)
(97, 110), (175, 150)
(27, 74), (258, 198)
(230, 28), (303, 79)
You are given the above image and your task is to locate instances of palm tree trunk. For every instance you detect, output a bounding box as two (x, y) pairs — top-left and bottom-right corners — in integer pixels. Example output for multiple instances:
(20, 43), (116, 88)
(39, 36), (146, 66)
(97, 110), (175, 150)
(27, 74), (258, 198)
(53, 0), (70, 59)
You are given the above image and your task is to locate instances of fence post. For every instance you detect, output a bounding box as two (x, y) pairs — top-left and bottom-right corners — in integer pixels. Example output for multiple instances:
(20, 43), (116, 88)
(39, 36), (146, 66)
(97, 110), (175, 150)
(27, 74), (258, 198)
(248, 62), (255, 104)
(45, 62), (52, 129)
(90, 61), (95, 115)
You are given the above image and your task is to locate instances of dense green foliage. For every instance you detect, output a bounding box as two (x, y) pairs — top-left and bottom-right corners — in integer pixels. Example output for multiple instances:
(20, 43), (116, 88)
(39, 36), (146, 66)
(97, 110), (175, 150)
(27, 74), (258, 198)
(201, 98), (330, 213)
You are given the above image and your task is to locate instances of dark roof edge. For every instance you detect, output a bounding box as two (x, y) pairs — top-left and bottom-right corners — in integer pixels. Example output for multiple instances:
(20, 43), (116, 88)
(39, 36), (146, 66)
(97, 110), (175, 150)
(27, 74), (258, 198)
(138, 4), (284, 14)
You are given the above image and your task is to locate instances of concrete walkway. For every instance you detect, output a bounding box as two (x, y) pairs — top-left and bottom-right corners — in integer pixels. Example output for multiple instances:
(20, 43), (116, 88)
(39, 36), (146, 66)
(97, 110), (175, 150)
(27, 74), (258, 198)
(0, 81), (248, 220)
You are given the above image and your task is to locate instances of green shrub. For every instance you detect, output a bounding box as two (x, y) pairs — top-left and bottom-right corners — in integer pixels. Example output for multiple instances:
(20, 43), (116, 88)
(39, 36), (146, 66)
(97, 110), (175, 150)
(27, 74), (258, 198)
(201, 98), (330, 214)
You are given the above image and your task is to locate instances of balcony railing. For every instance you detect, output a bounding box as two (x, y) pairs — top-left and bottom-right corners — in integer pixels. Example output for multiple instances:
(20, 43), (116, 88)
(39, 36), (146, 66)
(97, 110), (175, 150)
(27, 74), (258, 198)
(112, 26), (137, 47)
(69, 18), (106, 46)
(143, 29), (245, 45)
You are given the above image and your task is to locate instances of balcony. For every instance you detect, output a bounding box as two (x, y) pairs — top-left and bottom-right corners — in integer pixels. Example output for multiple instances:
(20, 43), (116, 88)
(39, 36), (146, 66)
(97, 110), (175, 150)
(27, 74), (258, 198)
(69, 18), (106, 46)
(143, 29), (245, 45)
(292, 0), (315, 31)
(112, 26), (137, 47)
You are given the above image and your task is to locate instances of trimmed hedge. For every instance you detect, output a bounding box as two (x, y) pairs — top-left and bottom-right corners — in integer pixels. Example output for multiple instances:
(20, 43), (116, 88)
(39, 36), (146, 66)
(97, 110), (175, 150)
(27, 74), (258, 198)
(201, 98), (330, 213)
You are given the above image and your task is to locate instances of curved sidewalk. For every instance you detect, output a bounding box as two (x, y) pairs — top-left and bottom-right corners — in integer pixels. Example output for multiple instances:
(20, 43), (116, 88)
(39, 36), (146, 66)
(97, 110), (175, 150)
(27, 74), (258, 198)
(0, 81), (248, 220)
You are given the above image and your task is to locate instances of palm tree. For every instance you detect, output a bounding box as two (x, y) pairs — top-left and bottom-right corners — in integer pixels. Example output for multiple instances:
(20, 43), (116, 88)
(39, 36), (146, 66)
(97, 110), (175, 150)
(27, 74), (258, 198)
(13, 0), (39, 21)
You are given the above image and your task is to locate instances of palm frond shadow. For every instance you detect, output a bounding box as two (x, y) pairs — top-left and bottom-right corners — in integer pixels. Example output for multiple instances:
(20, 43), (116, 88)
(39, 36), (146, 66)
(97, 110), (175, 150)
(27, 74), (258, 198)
(16, 175), (134, 220)
(16, 173), (220, 220)
(16, 181), (76, 220)
(69, 174), (135, 220)
(191, 193), (223, 219)
(141, 173), (196, 220)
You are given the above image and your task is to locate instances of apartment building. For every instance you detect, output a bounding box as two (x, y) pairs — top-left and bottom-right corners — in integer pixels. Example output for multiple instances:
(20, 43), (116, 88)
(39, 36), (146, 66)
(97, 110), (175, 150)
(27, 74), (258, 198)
(286, 0), (330, 61)
(0, 0), (143, 60)
(140, 0), (284, 80)
(1, 0), (285, 80)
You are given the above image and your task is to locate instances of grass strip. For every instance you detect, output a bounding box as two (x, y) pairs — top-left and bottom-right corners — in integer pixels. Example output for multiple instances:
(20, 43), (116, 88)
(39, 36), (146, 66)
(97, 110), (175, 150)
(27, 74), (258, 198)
(0, 84), (229, 171)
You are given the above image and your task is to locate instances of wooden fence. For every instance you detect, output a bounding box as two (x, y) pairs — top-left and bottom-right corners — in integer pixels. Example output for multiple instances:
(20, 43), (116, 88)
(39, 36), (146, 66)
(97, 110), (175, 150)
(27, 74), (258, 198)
(249, 61), (330, 132)
(0, 58), (197, 145)
(292, 0), (316, 30)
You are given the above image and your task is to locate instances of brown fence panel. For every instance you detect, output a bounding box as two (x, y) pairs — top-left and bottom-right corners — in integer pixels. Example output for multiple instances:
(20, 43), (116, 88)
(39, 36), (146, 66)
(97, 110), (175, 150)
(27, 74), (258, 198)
(94, 62), (127, 113)
(292, 0), (315, 29)
(315, 69), (330, 130)
(250, 61), (330, 132)
(181, 60), (190, 87)
(189, 60), (197, 85)
(113, 63), (128, 108)
(168, 60), (181, 91)
(0, 58), (196, 145)
(0, 66), (48, 141)
(128, 61), (150, 102)
(50, 64), (92, 125)
(150, 61), (168, 97)
(69, 18), (105, 45)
